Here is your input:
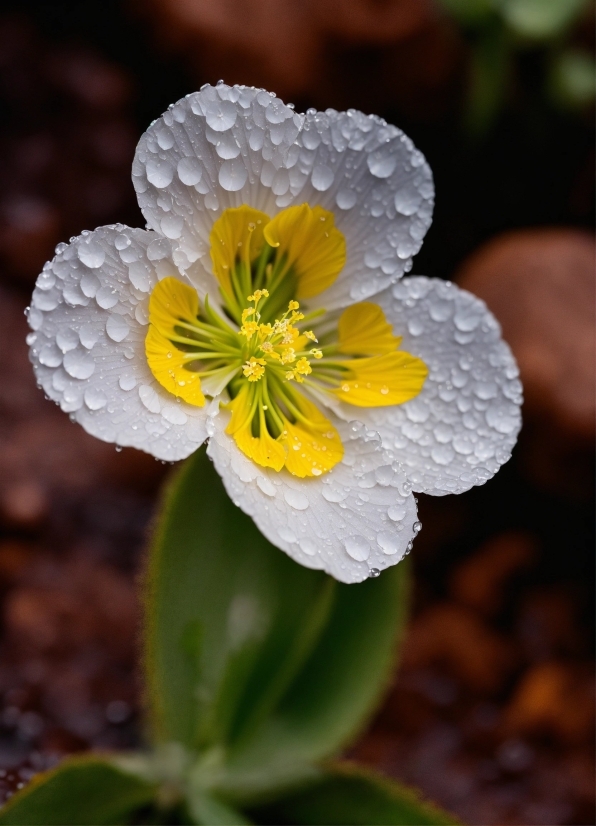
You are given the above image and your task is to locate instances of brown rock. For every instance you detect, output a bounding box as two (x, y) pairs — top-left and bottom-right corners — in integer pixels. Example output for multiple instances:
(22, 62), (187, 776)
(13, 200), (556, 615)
(450, 531), (537, 617)
(401, 603), (517, 694)
(138, 0), (460, 116)
(503, 662), (595, 745)
(456, 228), (595, 440)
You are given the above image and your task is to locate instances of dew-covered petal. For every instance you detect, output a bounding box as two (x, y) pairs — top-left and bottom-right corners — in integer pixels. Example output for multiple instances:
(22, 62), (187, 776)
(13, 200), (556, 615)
(132, 84), (303, 286)
(207, 415), (419, 584)
(332, 277), (522, 495)
(28, 226), (210, 461)
(282, 109), (434, 310)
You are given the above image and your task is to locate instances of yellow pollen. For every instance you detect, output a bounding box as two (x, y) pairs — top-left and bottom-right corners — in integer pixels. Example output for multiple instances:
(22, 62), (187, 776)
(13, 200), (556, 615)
(243, 356), (267, 382)
(311, 348), (323, 359)
(240, 320), (259, 338)
(295, 357), (312, 376)
(304, 330), (317, 342)
(288, 300), (300, 311)
(247, 289), (269, 302)
(281, 348), (296, 365)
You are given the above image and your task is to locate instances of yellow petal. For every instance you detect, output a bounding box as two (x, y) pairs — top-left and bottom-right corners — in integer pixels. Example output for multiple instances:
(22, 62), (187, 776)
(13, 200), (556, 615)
(333, 351), (428, 407)
(145, 325), (205, 407)
(282, 394), (344, 478)
(225, 385), (285, 472)
(338, 302), (402, 356)
(264, 204), (346, 299)
(210, 205), (269, 295)
(145, 277), (205, 406)
(149, 275), (199, 331)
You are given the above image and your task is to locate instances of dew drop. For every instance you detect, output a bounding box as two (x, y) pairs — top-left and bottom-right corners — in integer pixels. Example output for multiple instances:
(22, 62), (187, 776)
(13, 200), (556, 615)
(311, 164), (334, 192)
(63, 349), (96, 380)
(343, 535), (370, 561)
(283, 489), (309, 510)
(379, 526), (402, 552)
(77, 239), (105, 269)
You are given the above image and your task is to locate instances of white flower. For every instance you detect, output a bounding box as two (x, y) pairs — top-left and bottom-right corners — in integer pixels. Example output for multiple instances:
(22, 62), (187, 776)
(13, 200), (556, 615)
(27, 83), (522, 584)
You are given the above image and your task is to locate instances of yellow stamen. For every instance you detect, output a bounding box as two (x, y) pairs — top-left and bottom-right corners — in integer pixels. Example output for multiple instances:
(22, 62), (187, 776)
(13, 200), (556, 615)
(243, 357), (267, 382)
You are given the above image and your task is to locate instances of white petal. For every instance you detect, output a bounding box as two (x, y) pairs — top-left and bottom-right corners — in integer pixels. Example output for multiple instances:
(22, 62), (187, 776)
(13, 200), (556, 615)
(132, 84), (304, 282)
(28, 226), (210, 461)
(285, 109), (434, 309)
(333, 277), (522, 496)
(207, 415), (419, 584)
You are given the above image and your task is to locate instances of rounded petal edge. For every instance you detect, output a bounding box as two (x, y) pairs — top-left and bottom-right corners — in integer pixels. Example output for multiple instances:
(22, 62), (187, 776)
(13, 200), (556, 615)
(206, 413), (419, 584)
(28, 225), (210, 462)
(283, 108), (434, 309)
(332, 277), (523, 495)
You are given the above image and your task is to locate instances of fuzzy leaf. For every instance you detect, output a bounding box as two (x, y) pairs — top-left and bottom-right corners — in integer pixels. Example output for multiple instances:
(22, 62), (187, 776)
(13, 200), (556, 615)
(248, 762), (460, 825)
(145, 448), (410, 799)
(0, 755), (156, 825)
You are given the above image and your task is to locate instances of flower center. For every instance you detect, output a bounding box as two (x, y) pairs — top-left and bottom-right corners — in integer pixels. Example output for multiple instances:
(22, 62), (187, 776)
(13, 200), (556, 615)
(144, 204), (429, 477)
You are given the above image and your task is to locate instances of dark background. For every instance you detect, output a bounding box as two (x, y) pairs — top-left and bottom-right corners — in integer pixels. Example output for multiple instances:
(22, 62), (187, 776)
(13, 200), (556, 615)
(0, 1), (594, 823)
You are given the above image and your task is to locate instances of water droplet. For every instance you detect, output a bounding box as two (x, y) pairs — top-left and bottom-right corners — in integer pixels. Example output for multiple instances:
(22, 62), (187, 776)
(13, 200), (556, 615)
(106, 315), (130, 342)
(369, 568), (381, 578)
(322, 486), (348, 503)
(336, 189), (357, 210)
(278, 526), (297, 543)
(146, 158), (174, 189)
(56, 328), (79, 353)
(283, 489), (309, 510)
(77, 239), (105, 269)
(387, 503), (406, 522)
(413, 521), (422, 533)
(367, 150), (396, 178)
(96, 286), (118, 309)
(206, 99), (237, 131)
(299, 537), (317, 556)
(63, 348), (96, 380)
(114, 233), (131, 250)
(177, 157), (203, 186)
(376, 531), (400, 555)
(39, 343), (62, 367)
(218, 158), (248, 191)
(84, 387), (107, 410)
(343, 535), (370, 561)
(311, 164), (334, 192)
(119, 375), (137, 391)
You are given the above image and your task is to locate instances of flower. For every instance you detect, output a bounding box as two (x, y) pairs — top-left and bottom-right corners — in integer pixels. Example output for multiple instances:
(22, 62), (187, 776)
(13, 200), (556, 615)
(27, 82), (522, 583)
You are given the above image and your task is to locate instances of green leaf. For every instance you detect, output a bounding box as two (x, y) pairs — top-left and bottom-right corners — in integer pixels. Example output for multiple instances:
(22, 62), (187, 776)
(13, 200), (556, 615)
(0, 755), (156, 825)
(549, 48), (596, 109)
(187, 790), (253, 825)
(464, 24), (512, 135)
(145, 448), (410, 799)
(501, 0), (588, 40)
(247, 762), (460, 826)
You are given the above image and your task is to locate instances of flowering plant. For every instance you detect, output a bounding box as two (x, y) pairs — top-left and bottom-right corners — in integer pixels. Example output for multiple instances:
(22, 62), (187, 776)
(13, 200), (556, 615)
(4, 83), (520, 824)
(27, 82), (521, 583)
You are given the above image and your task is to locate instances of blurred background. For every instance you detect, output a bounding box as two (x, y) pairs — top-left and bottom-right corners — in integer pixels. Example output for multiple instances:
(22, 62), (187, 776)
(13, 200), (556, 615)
(0, 1), (593, 823)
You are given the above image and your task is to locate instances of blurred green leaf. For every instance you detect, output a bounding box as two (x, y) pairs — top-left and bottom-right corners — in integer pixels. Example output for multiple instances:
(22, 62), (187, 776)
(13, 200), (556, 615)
(500, 0), (588, 40)
(550, 48), (596, 108)
(437, 0), (496, 25)
(145, 447), (410, 800)
(465, 23), (511, 134)
(187, 790), (253, 825)
(248, 762), (460, 825)
(0, 756), (156, 825)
